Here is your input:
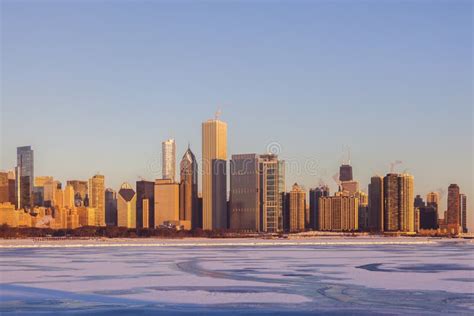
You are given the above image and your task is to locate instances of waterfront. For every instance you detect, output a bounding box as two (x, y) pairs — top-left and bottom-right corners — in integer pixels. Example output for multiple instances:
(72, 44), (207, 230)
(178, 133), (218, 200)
(0, 238), (473, 315)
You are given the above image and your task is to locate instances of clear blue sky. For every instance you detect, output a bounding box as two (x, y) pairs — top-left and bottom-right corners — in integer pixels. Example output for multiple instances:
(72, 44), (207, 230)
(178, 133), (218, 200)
(1, 1), (472, 228)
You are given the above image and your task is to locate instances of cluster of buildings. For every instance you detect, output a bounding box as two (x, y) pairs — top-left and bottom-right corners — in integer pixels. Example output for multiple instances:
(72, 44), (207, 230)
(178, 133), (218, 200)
(0, 118), (469, 235)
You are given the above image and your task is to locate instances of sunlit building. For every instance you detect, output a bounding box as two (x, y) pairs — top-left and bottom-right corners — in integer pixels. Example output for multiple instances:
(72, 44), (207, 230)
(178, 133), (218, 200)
(154, 179), (180, 228)
(319, 194), (359, 231)
(446, 184), (460, 234)
(383, 173), (414, 233)
(308, 186), (329, 230)
(117, 183), (136, 228)
(162, 138), (176, 182)
(289, 183), (305, 232)
(202, 118), (227, 230)
(89, 174), (105, 226)
(460, 194), (467, 233)
(67, 180), (88, 206)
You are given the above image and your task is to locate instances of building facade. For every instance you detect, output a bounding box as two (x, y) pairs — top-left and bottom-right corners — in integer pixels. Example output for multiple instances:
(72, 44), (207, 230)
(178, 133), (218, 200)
(154, 179), (180, 227)
(89, 174), (105, 226)
(117, 183), (136, 228)
(136, 180), (155, 229)
(162, 138), (176, 182)
(308, 185), (329, 230)
(368, 175), (384, 232)
(179, 147), (198, 228)
(289, 183), (305, 232)
(202, 118), (227, 230)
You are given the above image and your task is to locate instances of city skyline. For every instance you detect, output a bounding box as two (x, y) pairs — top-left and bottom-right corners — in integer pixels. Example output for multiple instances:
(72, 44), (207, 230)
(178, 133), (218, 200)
(1, 1), (472, 230)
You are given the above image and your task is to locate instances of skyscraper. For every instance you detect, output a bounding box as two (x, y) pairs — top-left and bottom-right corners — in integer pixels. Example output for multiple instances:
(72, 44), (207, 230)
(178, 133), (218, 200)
(105, 188), (117, 226)
(229, 154), (260, 231)
(162, 139), (176, 182)
(319, 194), (359, 231)
(179, 147), (198, 228)
(16, 146), (34, 209)
(117, 183), (136, 228)
(308, 185), (329, 230)
(259, 154), (285, 233)
(383, 173), (414, 232)
(446, 184), (460, 228)
(460, 194), (467, 233)
(368, 175), (384, 232)
(154, 179), (180, 228)
(89, 174), (105, 226)
(399, 174), (414, 233)
(426, 191), (439, 214)
(339, 164), (353, 182)
(289, 183), (305, 232)
(136, 180), (155, 228)
(202, 118), (227, 230)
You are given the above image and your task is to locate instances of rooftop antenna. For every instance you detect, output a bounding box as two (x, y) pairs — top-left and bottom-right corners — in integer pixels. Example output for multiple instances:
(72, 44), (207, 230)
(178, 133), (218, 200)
(215, 108), (222, 120)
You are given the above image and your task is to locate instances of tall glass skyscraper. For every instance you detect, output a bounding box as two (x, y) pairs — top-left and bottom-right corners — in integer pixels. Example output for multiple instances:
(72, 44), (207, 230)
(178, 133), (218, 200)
(16, 146), (34, 209)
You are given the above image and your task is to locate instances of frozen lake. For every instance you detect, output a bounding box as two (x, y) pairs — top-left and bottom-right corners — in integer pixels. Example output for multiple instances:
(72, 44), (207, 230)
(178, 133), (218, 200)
(0, 238), (473, 315)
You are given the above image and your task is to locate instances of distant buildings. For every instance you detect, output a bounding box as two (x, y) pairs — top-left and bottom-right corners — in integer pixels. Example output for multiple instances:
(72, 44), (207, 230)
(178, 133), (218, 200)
(202, 118), (227, 230)
(0, 172), (8, 203)
(162, 139), (176, 182)
(67, 180), (88, 207)
(308, 186), (329, 230)
(117, 183), (136, 228)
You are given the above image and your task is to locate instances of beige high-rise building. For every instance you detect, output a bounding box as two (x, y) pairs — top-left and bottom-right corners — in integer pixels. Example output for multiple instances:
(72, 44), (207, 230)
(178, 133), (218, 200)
(117, 183), (136, 228)
(67, 208), (79, 229)
(289, 183), (306, 232)
(34, 176), (53, 187)
(77, 207), (96, 226)
(399, 174), (415, 233)
(319, 195), (359, 231)
(55, 188), (64, 209)
(154, 179), (179, 227)
(162, 139), (176, 182)
(89, 174), (105, 226)
(202, 118), (227, 230)
(64, 185), (75, 208)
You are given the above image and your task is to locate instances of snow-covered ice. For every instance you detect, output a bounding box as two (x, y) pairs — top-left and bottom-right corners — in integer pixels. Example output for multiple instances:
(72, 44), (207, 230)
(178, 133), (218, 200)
(0, 237), (473, 315)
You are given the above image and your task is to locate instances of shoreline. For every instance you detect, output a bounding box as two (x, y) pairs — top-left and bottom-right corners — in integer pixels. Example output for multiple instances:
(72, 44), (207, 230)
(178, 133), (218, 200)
(1, 236), (471, 249)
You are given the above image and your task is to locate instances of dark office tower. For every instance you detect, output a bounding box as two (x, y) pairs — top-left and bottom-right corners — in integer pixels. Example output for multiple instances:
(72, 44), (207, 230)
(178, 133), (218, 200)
(414, 195), (425, 208)
(230, 154), (260, 231)
(282, 192), (290, 232)
(447, 184), (460, 227)
(460, 194), (467, 233)
(197, 196), (203, 229)
(16, 146), (34, 209)
(212, 159), (227, 229)
(105, 188), (117, 226)
(0, 172), (8, 203)
(383, 174), (399, 232)
(259, 154), (285, 233)
(8, 176), (16, 205)
(180, 147), (198, 228)
(339, 164), (353, 182)
(368, 176), (384, 232)
(136, 180), (155, 228)
(309, 186), (330, 230)
(419, 206), (438, 230)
